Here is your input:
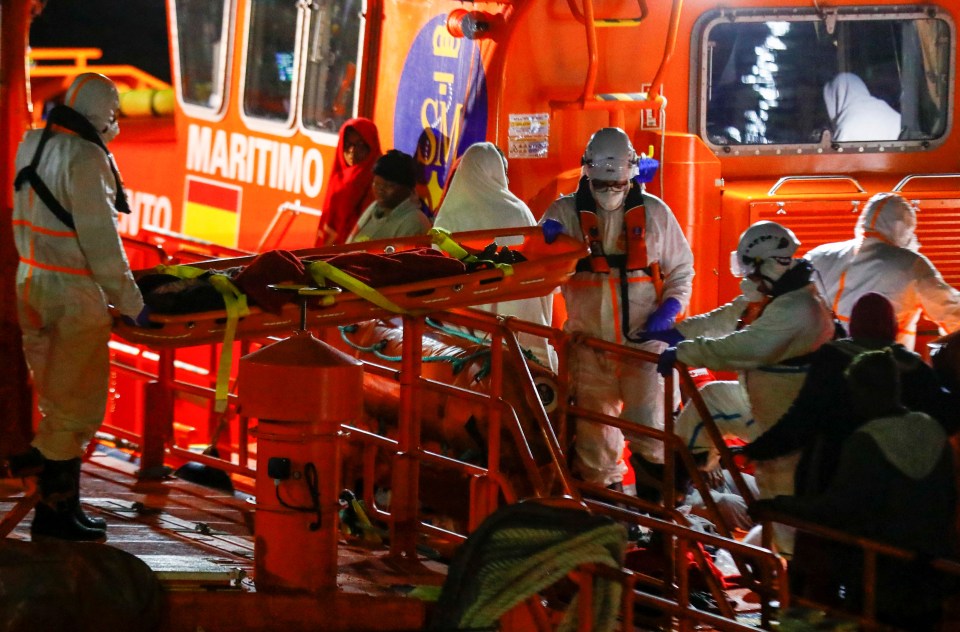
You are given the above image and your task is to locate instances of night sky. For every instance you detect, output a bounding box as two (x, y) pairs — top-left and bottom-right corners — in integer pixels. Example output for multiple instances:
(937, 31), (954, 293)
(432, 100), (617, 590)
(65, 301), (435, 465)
(29, 0), (171, 83)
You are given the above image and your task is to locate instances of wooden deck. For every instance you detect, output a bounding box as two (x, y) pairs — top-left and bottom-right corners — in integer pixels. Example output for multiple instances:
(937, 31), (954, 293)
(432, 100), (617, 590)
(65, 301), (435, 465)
(0, 450), (439, 632)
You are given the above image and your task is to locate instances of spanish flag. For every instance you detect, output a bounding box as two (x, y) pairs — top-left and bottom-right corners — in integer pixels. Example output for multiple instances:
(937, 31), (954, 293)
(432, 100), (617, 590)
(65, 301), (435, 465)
(182, 177), (242, 247)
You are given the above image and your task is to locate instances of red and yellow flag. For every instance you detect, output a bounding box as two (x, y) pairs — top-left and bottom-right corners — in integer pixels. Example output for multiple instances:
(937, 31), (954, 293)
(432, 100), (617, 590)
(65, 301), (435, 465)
(182, 177), (242, 247)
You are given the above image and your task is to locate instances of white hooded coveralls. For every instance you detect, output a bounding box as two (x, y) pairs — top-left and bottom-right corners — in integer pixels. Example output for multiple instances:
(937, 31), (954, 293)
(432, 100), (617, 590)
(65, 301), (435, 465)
(434, 142), (555, 368)
(823, 73), (902, 142)
(540, 190), (694, 485)
(806, 193), (960, 351)
(674, 281), (834, 553)
(13, 121), (143, 460)
(674, 284), (835, 497)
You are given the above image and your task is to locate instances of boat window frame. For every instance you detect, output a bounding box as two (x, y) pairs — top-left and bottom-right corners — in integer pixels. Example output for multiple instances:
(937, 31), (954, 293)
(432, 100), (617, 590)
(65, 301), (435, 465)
(299, 0), (369, 146)
(690, 5), (956, 157)
(237, 0), (306, 136)
(169, 0), (236, 123)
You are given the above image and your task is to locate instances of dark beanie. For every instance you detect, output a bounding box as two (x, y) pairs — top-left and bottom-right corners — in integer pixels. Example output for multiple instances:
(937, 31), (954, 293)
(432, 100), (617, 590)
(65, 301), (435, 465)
(849, 292), (897, 342)
(373, 149), (417, 188)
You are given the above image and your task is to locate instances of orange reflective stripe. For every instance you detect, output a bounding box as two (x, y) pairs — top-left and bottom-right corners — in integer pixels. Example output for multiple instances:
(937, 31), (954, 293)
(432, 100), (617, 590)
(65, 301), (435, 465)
(66, 75), (98, 107)
(832, 269), (847, 315)
(19, 256), (91, 276)
(608, 279), (622, 344)
(861, 229), (896, 246)
(12, 218), (76, 238)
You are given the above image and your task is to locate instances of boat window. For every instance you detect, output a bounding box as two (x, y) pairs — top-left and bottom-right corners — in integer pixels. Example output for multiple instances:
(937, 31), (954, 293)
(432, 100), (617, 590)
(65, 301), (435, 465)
(243, 0), (299, 122)
(697, 8), (952, 152)
(301, 0), (365, 134)
(172, 0), (231, 112)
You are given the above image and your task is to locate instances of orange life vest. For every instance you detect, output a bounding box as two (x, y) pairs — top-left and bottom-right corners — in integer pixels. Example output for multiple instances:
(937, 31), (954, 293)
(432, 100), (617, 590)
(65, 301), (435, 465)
(574, 177), (649, 274)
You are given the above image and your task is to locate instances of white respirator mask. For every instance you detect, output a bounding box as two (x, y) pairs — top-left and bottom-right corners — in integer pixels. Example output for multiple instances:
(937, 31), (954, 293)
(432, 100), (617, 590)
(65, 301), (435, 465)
(739, 277), (767, 302)
(589, 180), (628, 211)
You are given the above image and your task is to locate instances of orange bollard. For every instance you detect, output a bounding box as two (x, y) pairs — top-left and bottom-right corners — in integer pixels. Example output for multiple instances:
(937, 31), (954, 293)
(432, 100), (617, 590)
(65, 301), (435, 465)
(238, 330), (363, 593)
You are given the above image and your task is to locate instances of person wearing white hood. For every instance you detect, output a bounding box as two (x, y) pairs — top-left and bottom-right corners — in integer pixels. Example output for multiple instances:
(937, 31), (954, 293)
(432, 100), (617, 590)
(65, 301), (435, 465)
(646, 221), (835, 552)
(823, 72), (902, 142)
(11, 73), (149, 541)
(806, 191), (960, 351)
(433, 142), (556, 369)
(539, 127), (694, 496)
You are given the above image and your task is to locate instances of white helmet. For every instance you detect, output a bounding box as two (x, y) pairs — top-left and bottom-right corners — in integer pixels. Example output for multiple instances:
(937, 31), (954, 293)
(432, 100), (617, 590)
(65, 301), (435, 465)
(731, 220), (800, 278)
(65, 73), (120, 143)
(581, 127), (638, 181)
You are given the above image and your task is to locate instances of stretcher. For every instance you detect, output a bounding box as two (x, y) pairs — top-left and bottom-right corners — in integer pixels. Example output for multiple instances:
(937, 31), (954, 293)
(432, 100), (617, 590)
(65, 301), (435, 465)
(112, 227), (585, 347)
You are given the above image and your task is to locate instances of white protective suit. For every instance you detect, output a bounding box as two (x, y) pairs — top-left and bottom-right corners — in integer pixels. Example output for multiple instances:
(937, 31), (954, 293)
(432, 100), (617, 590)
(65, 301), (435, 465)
(806, 192), (960, 350)
(434, 142), (555, 369)
(541, 190), (694, 485)
(13, 75), (143, 461)
(674, 280), (834, 501)
(824, 73), (902, 142)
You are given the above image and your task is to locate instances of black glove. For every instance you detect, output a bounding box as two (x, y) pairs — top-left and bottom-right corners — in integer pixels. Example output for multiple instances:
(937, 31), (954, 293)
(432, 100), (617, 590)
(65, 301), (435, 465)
(657, 347), (678, 377)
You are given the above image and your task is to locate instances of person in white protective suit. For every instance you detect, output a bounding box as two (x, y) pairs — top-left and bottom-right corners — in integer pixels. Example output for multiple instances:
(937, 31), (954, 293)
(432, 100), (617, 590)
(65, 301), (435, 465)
(646, 221), (835, 553)
(538, 127), (694, 496)
(11, 73), (149, 542)
(823, 72), (902, 142)
(433, 141), (556, 370)
(806, 191), (960, 351)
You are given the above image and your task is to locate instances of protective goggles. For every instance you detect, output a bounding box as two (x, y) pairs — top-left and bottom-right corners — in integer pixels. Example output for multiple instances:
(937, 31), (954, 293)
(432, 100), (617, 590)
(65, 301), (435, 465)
(590, 180), (630, 193)
(730, 251), (792, 277)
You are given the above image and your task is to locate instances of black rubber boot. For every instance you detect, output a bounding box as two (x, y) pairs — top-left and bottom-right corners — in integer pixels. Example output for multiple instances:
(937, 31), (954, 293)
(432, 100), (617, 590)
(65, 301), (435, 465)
(629, 452), (666, 505)
(31, 458), (106, 542)
(69, 458), (107, 531)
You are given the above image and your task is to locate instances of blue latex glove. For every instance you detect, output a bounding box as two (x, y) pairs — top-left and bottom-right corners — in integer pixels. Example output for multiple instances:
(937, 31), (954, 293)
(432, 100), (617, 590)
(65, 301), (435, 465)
(657, 347), (678, 377)
(541, 219), (564, 244)
(643, 297), (682, 332)
(122, 305), (153, 328)
(640, 328), (684, 346)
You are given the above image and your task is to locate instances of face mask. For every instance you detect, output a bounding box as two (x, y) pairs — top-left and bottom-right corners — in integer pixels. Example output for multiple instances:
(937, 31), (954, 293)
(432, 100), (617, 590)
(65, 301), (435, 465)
(740, 277), (766, 302)
(101, 120), (120, 144)
(589, 181), (627, 211)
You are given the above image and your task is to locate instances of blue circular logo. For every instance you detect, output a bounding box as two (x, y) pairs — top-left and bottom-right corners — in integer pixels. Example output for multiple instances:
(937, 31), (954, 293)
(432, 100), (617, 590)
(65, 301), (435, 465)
(394, 14), (488, 211)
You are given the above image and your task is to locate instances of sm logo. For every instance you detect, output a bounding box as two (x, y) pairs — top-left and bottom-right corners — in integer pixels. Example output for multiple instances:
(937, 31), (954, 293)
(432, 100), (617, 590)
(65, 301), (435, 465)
(394, 14), (488, 212)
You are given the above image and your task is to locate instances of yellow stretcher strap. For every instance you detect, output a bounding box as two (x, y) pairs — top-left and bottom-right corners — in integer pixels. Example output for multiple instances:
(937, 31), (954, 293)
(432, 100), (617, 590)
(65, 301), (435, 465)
(154, 264), (250, 412)
(307, 260), (407, 314)
(428, 228), (514, 276)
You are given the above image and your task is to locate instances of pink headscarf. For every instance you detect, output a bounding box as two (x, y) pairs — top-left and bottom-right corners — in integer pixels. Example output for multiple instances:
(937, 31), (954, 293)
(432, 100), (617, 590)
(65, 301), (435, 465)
(316, 117), (382, 246)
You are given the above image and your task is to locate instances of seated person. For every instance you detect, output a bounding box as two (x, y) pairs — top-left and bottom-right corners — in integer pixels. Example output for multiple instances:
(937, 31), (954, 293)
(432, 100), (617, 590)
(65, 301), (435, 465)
(316, 117), (382, 246)
(433, 141), (555, 369)
(823, 72), (901, 142)
(347, 149), (432, 243)
(742, 292), (958, 498)
(753, 349), (957, 630)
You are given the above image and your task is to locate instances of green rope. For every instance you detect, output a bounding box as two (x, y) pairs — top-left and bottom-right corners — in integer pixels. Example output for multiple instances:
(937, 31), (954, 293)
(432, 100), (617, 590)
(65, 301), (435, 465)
(337, 325), (491, 377)
(425, 317), (546, 369)
(458, 523), (626, 631)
